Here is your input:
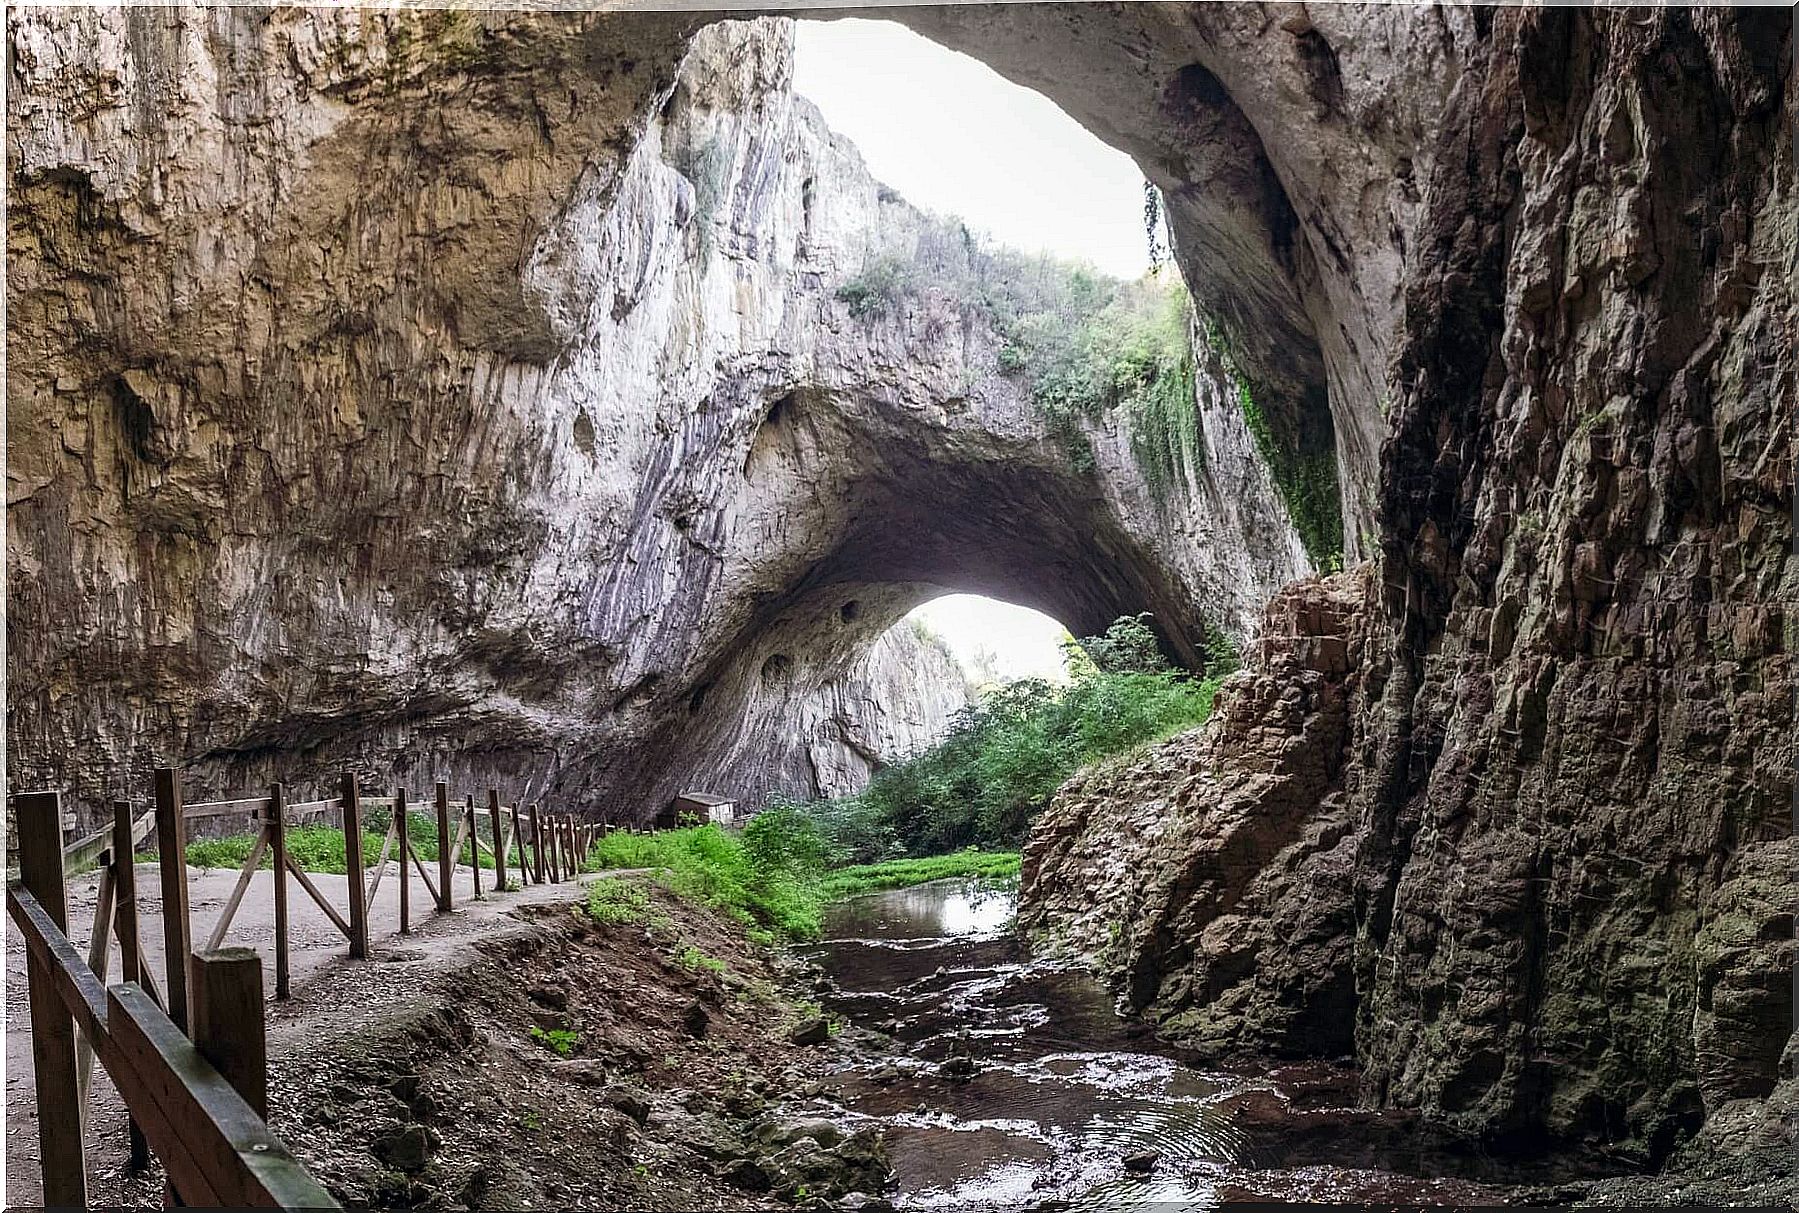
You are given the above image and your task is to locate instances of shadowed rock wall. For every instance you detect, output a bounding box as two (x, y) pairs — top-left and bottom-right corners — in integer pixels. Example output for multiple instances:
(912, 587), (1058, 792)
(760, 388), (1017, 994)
(1016, 2), (1794, 1167)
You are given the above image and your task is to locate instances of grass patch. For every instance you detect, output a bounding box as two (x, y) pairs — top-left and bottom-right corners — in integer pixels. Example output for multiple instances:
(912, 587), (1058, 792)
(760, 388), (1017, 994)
(592, 816), (825, 938)
(176, 814), (529, 875)
(585, 877), (652, 925)
(819, 851), (1021, 901)
(587, 814), (1022, 943)
(678, 945), (728, 975)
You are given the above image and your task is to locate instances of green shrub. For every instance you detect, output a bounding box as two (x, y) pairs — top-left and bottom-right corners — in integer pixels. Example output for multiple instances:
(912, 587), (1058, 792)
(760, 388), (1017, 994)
(529, 1026), (579, 1057)
(794, 615), (1226, 857)
(585, 877), (651, 925)
(836, 253), (918, 318)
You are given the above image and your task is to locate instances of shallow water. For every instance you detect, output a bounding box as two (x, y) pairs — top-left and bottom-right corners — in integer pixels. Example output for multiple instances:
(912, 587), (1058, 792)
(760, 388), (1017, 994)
(806, 878), (1568, 1210)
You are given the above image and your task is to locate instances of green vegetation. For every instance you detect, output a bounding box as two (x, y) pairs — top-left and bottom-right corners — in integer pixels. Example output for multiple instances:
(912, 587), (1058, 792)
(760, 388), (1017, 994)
(818, 851), (1020, 900)
(528, 1026), (579, 1057)
(806, 614), (1230, 858)
(585, 876), (653, 924)
(580, 615), (1227, 947)
(1201, 316), (1343, 566)
(586, 808), (1020, 942)
(678, 945), (728, 975)
(590, 808), (834, 938)
(835, 253), (918, 318)
(177, 812), (524, 875)
(838, 219), (1344, 555)
(182, 825), (385, 875)
(836, 225), (1204, 495)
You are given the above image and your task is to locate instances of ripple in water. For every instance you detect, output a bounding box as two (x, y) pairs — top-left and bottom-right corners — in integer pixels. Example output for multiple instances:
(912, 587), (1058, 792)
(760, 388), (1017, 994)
(807, 877), (1546, 1211)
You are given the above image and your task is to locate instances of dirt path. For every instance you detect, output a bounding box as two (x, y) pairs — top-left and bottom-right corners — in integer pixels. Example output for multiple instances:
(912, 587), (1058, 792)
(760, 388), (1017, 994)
(4, 858), (599, 1207)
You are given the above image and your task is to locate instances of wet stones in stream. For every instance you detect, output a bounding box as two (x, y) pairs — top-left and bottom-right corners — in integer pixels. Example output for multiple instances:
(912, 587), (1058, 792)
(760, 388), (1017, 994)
(804, 877), (1612, 1210)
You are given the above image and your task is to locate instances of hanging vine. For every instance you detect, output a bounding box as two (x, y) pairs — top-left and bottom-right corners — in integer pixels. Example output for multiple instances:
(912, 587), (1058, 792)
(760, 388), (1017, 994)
(1143, 181), (1166, 275)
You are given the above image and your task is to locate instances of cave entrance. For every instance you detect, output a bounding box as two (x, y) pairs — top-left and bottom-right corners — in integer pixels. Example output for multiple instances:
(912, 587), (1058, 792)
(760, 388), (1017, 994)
(788, 11), (1351, 566)
(904, 594), (1072, 690)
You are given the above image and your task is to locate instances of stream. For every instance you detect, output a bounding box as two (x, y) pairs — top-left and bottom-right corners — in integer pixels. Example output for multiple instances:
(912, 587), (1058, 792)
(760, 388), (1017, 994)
(804, 877), (1586, 1210)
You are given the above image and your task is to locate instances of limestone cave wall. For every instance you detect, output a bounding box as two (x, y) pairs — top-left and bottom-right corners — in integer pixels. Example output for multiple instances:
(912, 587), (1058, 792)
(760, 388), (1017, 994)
(6, 9), (1304, 829)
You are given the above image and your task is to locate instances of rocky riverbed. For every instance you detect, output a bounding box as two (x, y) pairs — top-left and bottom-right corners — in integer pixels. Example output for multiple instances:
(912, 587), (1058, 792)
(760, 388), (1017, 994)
(801, 877), (1635, 1210)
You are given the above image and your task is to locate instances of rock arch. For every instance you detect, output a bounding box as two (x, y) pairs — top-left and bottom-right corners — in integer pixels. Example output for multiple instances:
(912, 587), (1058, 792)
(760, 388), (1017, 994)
(5, 10), (1308, 825)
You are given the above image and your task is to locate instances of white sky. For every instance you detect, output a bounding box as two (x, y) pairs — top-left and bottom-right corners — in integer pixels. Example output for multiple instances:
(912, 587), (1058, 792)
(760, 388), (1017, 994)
(908, 594), (1071, 684)
(792, 18), (1150, 281)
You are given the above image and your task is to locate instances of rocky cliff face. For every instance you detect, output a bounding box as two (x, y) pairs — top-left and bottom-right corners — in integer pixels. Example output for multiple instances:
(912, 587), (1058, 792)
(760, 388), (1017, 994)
(1022, 570), (1369, 1060)
(6, 12), (1302, 827)
(1015, 1), (1794, 1171)
(10, 0), (1791, 1173)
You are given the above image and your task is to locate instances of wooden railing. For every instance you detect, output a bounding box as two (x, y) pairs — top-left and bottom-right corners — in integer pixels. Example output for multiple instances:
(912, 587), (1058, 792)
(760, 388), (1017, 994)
(10, 770), (605, 1207)
(9, 790), (339, 1208)
(151, 768), (601, 1002)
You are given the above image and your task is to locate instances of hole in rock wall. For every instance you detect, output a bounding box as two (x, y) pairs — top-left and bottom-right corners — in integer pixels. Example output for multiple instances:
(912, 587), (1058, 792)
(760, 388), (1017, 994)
(573, 409), (596, 457)
(839, 600), (862, 624)
(743, 391), (800, 479)
(612, 672), (662, 714)
(760, 653), (794, 686)
(905, 593), (1072, 686)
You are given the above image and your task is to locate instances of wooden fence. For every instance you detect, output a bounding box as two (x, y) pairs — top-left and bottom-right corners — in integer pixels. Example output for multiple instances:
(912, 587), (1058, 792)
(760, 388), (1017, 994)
(9, 790), (339, 1208)
(9, 768), (604, 1207)
(143, 769), (602, 1001)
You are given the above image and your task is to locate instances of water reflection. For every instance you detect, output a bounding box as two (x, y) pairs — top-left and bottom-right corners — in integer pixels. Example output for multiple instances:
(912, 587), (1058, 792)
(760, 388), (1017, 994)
(807, 878), (1541, 1211)
(822, 878), (1017, 941)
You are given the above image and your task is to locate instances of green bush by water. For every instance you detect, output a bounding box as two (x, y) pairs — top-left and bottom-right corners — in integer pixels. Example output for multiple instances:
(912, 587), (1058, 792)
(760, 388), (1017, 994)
(587, 812), (1020, 942)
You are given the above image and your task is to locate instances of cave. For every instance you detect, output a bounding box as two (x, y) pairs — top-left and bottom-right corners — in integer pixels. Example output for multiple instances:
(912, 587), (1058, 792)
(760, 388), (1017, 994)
(6, 4), (1791, 1200)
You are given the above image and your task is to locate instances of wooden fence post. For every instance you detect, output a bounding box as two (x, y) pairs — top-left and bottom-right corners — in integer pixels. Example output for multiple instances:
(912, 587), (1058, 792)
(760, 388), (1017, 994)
(488, 790), (507, 893)
(191, 948), (268, 1120)
(154, 767), (192, 1032)
(341, 773), (369, 959)
(16, 790), (87, 1208)
(397, 788), (411, 935)
(270, 784), (290, 1001)
(112, 799), (150, 1169)
(509, 803), (524, 886)
(528, 804), (545, 885)
(467, 795), (482, 900)
(435, 783), (453, 912)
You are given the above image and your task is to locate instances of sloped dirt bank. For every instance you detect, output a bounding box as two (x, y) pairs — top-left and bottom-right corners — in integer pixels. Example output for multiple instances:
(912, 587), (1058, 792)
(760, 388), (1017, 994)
(82, 879), (889, 1210)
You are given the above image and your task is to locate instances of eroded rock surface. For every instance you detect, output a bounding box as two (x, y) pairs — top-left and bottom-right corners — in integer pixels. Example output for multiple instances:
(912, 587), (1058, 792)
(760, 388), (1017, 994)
(1022, 570), (1370, 1061)
(7, 12), (1304, 827)
(8, 0), (1792, 1175)
(1020, 2), (1793, 1172)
